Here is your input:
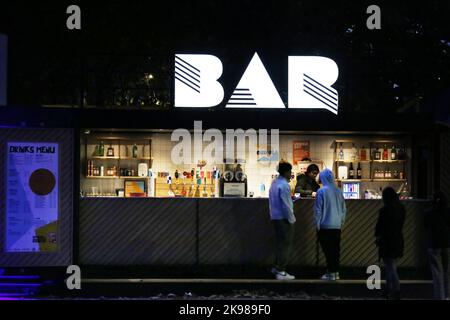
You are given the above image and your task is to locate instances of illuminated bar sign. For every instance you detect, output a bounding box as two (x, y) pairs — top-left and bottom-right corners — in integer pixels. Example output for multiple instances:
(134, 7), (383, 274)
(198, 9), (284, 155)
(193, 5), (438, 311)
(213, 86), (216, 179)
(6, 142), (59, 252)
(174, 52), (339, 114)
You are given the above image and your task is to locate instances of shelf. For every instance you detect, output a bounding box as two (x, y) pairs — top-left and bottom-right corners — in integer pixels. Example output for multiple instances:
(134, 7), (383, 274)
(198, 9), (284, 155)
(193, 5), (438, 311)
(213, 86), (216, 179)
(370, 141), (401, 144)
(336, 179), (407, 182)
(119, 157), (152, 160)
(372, 160), (406, 163)
(121, 176), (150, 179)
(86, 176), (119, 179)
(88, 156), (120, 160)
(335, 160), (406, 163)
(372, 179), (407, 182)
(86, 176), (150, 179)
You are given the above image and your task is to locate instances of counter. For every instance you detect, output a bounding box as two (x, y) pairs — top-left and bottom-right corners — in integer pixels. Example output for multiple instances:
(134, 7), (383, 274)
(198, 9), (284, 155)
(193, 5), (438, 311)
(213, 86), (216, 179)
(79, 198), (430, 268)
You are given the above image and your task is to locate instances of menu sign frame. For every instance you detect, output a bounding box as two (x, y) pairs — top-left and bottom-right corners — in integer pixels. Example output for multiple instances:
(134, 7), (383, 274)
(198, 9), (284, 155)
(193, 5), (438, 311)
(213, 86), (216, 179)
(5, 142), (59, 253)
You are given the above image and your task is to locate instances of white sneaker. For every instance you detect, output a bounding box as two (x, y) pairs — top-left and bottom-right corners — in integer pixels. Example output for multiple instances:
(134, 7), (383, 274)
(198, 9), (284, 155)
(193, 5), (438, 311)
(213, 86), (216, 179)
(275, 271), (295, 280)
(320, 273), (337, 281)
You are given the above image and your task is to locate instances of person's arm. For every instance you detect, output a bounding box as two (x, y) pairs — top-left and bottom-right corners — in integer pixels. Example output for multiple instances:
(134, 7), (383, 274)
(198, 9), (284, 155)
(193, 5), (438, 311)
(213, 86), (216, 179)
(294, 176), (313, 196)
(280, 184), (294, 223)
(314, 191), (324, 230)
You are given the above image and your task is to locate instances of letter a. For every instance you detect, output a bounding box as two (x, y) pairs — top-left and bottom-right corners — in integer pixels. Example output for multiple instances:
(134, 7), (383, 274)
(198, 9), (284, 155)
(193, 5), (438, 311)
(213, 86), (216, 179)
(366, 5), (381, 30)
(366, 265), (381, 290)
(226, 52), (284, 109)
(66, 5), (81, 30)
(66, 265), (81, 290)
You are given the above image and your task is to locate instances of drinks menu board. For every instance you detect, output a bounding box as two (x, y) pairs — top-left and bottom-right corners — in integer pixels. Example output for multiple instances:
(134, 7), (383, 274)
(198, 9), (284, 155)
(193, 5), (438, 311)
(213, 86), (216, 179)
(293, 141), (310, 165)
(6, 142), (59, 252)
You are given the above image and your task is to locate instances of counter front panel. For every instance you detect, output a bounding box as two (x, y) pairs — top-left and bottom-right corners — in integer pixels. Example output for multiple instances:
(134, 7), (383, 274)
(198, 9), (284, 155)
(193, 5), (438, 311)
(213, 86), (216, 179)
(79, 198), (429, 269)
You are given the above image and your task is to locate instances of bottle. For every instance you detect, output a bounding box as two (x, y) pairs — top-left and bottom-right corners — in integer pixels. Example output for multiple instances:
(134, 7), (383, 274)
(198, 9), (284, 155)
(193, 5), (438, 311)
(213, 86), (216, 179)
(390, 145), (397, 160)
(383, 144), (388, 160)
(259, 182), (266, 197)
(339, 143), (344, 160)
(98, 141), (105, 157)
(351, 143), (357, 161)
(132, 144), (138, 158)
(360, 146), (367, 161)
(357, 162), (362, 179)
(100, 165), (104, 177)
(107, 144), (114, 157)
(348, 162), (354, 179)
(374, 148), (381, 160)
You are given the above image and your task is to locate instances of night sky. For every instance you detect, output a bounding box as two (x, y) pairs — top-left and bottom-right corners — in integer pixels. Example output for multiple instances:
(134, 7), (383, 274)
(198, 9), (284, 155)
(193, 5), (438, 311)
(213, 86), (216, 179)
(1, 1), (449, 114)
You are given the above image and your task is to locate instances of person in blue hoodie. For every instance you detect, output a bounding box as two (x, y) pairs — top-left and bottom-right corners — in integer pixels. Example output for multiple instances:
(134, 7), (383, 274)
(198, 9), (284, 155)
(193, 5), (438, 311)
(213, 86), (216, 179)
(269, 161), (296, 280)
(314, 168), (347, 281)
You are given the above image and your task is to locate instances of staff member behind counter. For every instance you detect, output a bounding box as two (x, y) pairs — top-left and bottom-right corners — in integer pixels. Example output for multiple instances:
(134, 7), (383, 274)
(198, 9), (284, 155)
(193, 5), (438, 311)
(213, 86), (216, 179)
(294, 163), (320, 198)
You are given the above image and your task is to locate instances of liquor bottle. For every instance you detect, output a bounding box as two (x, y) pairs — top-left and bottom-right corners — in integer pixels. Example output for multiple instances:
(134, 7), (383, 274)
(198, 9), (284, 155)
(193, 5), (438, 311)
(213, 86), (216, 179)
(107, 144), (114, 157)
(382, 144), (388, 160)
(348, 162), (354, 179)
(360, 146), (367, 161)
(351, 143), (357, 161)
(357, 162), (362, 179)
(339, 143), (344, 160)
(374, 148), (381, 160)
(390, 145), (397, 160)
(132, 144), (138, 158)
(98, 141), (105, 157)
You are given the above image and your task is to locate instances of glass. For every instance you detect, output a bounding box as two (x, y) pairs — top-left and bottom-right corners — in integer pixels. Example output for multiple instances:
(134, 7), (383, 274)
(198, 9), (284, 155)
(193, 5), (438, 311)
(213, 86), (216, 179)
(91, 187), (98, 196)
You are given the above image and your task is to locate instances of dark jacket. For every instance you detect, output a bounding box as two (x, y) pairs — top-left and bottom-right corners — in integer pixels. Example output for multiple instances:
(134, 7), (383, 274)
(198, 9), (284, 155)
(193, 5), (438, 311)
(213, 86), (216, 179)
(294, 174), (320, 197)
(375, 204), (406, 259)
(424, 207), (450, 249)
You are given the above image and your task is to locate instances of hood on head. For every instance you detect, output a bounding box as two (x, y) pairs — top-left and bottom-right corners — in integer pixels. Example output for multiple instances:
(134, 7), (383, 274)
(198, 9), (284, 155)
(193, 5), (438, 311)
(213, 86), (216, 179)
(319, 169), (335, 186)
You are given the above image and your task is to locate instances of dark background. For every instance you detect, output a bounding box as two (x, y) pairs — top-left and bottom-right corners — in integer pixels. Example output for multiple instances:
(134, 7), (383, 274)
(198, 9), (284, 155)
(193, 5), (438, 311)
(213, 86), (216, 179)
(0, 1), (449, 115)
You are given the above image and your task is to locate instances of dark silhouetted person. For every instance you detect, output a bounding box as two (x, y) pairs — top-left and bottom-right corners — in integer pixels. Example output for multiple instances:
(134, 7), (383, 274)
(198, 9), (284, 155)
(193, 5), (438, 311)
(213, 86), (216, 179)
(424, 191), (450, 300)
(314, 168), (346, 281)
(269, 161), (296, 280)
(375, 187), (406, 300)
(294, 164), (320, 198)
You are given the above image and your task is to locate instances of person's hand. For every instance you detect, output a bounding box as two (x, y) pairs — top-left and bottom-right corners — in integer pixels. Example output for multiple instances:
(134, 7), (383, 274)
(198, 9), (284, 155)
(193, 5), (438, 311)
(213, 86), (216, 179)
(312, 192), (317, 197)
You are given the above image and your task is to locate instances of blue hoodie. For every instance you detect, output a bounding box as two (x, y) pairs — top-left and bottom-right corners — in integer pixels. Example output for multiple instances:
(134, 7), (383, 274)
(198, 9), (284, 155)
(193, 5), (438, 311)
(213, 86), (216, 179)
(269, 176), (296, 224)
(314, 169), (346, 230)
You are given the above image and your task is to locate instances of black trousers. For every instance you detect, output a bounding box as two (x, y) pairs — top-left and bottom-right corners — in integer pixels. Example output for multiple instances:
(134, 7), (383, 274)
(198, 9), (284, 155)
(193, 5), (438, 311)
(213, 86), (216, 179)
(272, 220), (295, 271)
(318, 229), (341, 273)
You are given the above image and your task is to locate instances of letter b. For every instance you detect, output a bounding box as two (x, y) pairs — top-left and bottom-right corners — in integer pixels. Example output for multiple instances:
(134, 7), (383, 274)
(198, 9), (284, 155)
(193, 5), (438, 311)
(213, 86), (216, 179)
(174, 54), (224, 108)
